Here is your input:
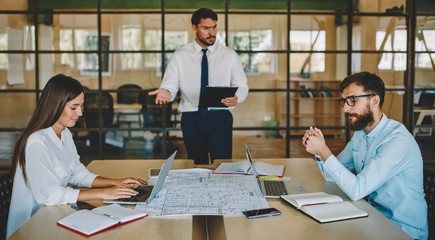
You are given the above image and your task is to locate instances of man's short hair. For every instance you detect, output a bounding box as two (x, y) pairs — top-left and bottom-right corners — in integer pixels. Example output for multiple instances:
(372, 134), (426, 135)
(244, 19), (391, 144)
(339, 72), (386, 107)
(191, 8), (218, 26)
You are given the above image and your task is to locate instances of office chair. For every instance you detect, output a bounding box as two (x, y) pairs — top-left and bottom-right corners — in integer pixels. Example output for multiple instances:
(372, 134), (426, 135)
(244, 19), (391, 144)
(83, 91), (116, 147)
(117, 84), (142, 104)
(0, 170), (12, 240)
(139, 89), (180, 154)
(116, 84), (143, 142)
(140, 89), (174, 130)
(415, 92), (435, 137)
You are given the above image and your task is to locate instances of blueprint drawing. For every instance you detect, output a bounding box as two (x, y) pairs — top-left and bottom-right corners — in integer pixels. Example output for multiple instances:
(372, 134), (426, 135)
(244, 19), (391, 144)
(135, 170), (269, 216)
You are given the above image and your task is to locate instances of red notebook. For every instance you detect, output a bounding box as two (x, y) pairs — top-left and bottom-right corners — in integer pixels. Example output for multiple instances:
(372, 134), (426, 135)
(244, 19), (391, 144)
(57, 204), (147, 236)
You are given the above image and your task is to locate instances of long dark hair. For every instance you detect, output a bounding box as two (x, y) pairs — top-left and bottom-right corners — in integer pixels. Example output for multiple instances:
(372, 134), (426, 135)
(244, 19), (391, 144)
(11, 74), (84, 184)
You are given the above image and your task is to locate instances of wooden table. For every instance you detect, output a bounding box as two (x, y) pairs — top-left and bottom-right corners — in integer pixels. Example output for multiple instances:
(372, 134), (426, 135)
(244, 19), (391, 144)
(8, 158), (411, 240)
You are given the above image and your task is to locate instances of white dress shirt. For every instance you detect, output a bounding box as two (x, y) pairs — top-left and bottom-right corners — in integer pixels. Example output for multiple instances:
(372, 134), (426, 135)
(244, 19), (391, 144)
(160, 41), (249, 112)
(6, 127), (97, 238)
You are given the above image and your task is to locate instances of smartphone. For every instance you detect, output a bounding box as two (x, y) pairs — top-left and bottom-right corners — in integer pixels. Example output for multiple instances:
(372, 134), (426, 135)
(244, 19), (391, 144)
(71, 201), (96, 211)
(242, 207), (281, 219)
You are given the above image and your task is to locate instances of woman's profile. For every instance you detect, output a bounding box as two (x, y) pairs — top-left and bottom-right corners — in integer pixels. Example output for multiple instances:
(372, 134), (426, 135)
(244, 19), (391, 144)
(6, 74), (146, 238)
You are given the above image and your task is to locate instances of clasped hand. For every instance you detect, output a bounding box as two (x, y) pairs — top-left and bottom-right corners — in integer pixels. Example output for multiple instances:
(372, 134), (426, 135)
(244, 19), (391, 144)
(302, 126), (332, 161)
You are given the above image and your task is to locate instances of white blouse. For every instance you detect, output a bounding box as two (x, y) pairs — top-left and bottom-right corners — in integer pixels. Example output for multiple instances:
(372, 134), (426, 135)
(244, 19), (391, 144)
(6, 127), (97, 238)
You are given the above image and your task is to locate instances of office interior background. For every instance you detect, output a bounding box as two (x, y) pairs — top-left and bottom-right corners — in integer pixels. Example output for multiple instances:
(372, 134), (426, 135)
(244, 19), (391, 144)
(0, 0), (435, 166)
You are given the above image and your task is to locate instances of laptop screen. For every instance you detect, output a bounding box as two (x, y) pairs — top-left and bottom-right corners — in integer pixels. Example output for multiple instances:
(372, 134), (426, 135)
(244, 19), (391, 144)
(147, 150), (177, 203)
(245, 144), (259, 178)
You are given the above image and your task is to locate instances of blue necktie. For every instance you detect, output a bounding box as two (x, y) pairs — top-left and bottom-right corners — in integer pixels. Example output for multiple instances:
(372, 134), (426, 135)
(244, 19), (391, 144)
(199, 48), (208, 115)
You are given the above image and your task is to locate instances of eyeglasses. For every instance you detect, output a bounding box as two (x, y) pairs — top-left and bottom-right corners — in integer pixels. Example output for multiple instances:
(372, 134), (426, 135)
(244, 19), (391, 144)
(338, 94), (375, 107)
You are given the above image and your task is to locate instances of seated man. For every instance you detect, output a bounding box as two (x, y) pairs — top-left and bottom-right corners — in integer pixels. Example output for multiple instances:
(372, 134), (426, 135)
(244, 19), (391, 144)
(302, 72), (428, 239)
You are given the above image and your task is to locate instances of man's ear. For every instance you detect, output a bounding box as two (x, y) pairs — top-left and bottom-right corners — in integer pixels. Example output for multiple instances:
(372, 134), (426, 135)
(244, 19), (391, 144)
(372, 95), (380, 107)
(192, 24), (197, 33)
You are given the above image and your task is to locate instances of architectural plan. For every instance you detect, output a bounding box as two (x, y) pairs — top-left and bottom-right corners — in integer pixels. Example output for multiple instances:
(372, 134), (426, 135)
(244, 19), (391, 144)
(135, 169), (269, 216)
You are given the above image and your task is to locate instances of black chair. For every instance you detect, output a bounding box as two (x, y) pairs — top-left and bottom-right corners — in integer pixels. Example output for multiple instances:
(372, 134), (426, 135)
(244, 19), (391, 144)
(83, 91), (116, 147)
(116, 84), (143, 141)
(0, 170), (12, 240)
(424, 167), (435, 239)
(415, 91), (435, 136)
(140, 89), (175, 131)
(117, 84), (142, 104)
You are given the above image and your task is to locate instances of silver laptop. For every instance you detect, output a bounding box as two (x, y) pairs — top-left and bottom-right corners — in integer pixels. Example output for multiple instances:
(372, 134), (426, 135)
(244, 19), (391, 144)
(103, 150), (177, 205)
(245, 144), (305, 198)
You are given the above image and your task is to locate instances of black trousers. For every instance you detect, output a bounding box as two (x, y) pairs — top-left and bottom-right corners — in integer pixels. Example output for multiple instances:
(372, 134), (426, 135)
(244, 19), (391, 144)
(181, 111), (233, 164)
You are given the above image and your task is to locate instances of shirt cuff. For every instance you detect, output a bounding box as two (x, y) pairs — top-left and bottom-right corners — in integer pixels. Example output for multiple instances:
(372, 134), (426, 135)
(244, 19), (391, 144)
(323, 155), (344, 173)
(165, 88), (176, 102)
(314, 154), (322, 162)
(70, 189), (81, 203)
(82, 173), (98, 188)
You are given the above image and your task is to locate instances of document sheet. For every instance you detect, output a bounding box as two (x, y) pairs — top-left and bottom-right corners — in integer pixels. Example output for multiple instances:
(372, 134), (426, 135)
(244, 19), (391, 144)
(135, 169), (269, 216)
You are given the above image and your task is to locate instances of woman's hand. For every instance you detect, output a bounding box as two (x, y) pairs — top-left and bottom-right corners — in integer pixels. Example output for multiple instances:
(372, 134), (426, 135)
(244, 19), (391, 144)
(78, 186), (139, 201)
(112, 177), (147, 188)
(96, 186), (139, 200)
(91, 176), (147, 188)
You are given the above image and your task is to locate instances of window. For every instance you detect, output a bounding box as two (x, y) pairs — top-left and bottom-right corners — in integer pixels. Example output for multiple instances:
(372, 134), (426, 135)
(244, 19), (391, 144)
(59, 29), (111, 75)
(121, 25), (142, 70)
(60, 29), (74, 67)
(415, 30), (435, 69)
(230, 30), (273, 74)
(376, 29), (407, 71)
(289, 30), (326, 74)
(0, 32), (7, 69)
(144, 29), (188, 72)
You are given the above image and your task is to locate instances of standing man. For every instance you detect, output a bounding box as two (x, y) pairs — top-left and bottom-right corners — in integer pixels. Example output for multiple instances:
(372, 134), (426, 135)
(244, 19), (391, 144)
(149, 8), (249, 165)
(302, 72), (428, 239)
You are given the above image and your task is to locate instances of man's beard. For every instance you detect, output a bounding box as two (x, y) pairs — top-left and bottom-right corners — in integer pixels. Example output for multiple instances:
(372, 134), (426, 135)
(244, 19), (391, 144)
(197, 32), (215, 46)
(346, 105), (374, 131)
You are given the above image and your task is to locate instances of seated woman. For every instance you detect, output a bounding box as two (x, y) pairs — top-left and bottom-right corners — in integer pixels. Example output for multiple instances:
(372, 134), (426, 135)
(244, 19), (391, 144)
(6, 74), (147, 238)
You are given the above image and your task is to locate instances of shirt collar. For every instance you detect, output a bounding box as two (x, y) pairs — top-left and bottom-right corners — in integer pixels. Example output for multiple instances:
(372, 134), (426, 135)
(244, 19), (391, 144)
(366, 113), (388, 139)
(193, 40), (217, 54)
(45, 127), (65, 149)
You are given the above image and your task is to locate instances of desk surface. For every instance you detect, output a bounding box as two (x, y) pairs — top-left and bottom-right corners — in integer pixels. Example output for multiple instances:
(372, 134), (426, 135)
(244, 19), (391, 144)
(8, 158), (411, 240)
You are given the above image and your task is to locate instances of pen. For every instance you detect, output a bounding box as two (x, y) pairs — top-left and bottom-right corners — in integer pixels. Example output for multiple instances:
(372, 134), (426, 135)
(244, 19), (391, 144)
(93, 210), (120, 222)
(303, 202), (327, 207)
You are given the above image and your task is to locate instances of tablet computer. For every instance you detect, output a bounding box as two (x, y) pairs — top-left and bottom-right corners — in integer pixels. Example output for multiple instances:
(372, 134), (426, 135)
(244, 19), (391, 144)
(198, 87), (238, 108)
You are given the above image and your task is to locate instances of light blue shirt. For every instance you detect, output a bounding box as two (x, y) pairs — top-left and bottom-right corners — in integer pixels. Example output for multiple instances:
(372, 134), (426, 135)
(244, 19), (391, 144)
(317, 114), (428, 240)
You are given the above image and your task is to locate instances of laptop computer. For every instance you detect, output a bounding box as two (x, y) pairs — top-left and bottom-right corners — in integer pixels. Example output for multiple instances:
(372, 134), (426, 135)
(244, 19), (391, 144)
(245, 144), (305, 198)
(103, 150), (177, 205)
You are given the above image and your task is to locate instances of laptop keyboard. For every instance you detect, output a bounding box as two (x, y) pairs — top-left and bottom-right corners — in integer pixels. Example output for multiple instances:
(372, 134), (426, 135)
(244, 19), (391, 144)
(120, 185), (153, 202)
(264, 181), (288, 196)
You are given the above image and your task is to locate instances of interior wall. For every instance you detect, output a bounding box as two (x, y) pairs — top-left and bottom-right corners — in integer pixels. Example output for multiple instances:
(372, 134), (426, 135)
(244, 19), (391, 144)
(0, 0), (429, 134)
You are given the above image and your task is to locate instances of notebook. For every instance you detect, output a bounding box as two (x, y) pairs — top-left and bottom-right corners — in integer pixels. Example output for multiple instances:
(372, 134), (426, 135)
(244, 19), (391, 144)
(103, 150), (177, 205)
(245, 144), (305, 198)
